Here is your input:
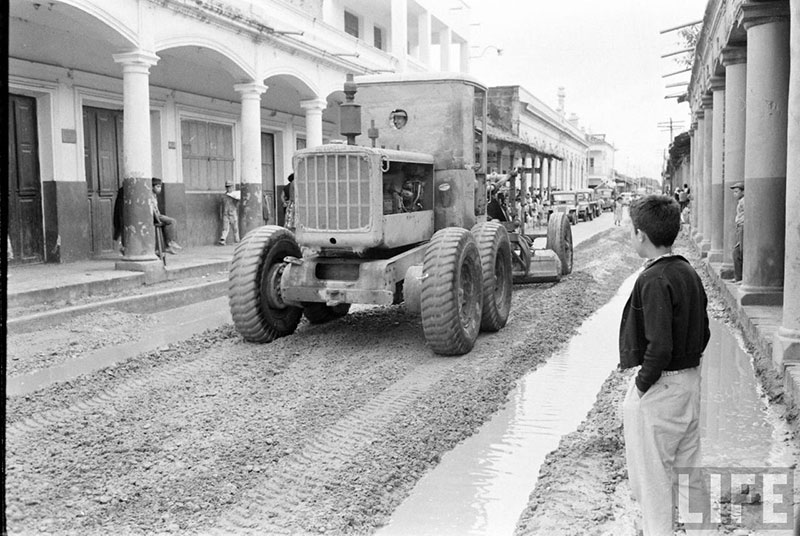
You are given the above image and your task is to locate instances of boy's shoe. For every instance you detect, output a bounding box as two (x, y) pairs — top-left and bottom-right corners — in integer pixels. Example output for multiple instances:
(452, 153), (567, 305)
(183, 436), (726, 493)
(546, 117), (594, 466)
(168, 241), (183, 250)
(165, 247), (178, 255)
(218, 240), (226, 246)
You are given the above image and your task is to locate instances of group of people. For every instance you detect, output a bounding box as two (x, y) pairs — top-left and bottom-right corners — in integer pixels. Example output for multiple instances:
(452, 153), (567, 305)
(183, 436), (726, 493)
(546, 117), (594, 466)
(218, 172), (296, 244)
(113, 173), (299, 254)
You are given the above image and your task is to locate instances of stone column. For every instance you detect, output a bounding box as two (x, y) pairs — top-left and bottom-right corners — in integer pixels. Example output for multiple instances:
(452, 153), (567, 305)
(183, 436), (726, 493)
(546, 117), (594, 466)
(235, 82), (267, 238)
(112, 50), (162, 274)
(721, 46), (748, 278)
(700, 94), (713, 254)
(300, 98), (327, 148)
(709, 77), (726, 264)
(739, 2), (790, 305)
(439, 27), (452, 71)
(418, 11), (431, 67)
(459, 42), (470, 74)
(391, 0), (408, 71)
(688, 126), (696, 229)
(692, 112), (705, 240)
(774, 0), (800, 366)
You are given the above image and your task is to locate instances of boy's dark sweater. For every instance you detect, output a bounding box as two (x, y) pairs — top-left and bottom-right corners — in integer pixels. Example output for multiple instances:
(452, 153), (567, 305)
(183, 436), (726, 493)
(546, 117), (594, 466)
(619, 255), (710, 393)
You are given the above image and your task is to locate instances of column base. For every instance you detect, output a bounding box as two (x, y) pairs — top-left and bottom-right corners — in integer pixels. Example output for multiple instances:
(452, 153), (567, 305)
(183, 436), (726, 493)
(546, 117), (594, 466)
(707, 249), (723, 263)
(116, 259), (167, 283)
(737, 285), (784, 306)
(774, 328), (800, 368)
(717, 262), (734, 280)
(784, 364), (800, 407)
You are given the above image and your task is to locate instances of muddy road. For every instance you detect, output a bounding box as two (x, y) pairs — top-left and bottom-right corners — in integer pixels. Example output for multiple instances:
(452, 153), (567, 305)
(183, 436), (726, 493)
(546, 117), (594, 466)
(6, 222), (645, 535)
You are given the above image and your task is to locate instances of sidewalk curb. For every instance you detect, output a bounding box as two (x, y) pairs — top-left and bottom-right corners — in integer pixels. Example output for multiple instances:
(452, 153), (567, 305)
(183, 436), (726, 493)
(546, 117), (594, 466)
(7, 279), (230, 334)
(7, 261), (231, 309)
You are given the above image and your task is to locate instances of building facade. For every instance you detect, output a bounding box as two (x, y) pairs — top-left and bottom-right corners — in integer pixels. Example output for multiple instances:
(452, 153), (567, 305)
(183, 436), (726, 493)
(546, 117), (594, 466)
(683, 0), (799, 368)
(486, 85), (589, 198)
(586, 134), (616, 189)
(7, 0), (473, 266)
(8, 0), (593, 270)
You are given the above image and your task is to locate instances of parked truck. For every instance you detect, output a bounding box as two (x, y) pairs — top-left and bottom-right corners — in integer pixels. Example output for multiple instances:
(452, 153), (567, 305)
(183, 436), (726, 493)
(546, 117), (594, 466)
(576, 189), (602, 220)
(228, 73), (573, 355)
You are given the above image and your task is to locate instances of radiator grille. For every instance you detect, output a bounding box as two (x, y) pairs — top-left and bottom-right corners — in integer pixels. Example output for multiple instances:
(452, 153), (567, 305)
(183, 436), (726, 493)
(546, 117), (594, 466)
(296, 153), (372, 231)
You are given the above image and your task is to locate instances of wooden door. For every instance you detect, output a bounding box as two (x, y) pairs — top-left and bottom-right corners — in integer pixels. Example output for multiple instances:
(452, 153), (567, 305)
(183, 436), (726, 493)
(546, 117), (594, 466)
(83, 106), (124, 255)
(261, 132), (276, 225)
(8, 94), (44, 264)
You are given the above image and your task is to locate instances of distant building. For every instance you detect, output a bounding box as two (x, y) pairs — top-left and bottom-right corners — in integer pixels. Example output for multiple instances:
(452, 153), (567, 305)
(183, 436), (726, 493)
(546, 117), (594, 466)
(486, 86), (589, 196)
(586, 134), (616, 189)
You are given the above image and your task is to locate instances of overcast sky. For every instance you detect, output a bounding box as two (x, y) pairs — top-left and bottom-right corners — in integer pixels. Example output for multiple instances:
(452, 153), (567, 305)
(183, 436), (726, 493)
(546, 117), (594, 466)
(467, 0), (708, 181)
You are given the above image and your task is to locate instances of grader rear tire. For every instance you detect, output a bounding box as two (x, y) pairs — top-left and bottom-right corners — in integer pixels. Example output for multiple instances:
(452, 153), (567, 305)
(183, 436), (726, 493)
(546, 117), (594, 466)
(228, 225), (303, 342)
(303, 303), (351, 324)
(546, 211), (574, 275)
(420, 227), (483, 356)
(471, 221), (513, 332)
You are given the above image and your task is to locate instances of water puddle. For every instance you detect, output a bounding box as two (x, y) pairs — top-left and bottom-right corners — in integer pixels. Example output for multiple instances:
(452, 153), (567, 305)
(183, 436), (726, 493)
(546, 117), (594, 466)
(700, 320), (796, 468)
(377, 272), (639, 536)
(379, 272), (795, 536)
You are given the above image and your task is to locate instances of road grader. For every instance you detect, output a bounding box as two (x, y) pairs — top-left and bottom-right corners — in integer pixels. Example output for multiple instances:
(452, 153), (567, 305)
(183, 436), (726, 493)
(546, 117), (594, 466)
(228, 73), (573, 355)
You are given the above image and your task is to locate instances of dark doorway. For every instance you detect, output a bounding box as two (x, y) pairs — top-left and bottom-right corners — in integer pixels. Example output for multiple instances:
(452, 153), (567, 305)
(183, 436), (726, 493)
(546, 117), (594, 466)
(83, 106), (124, 256)
(261, 132), (276, 225)
(8, 94), (44, 264)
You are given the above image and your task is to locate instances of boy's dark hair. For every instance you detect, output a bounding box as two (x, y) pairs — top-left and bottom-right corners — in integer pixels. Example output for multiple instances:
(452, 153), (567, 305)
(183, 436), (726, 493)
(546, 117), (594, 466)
(629, 194), (681, 247)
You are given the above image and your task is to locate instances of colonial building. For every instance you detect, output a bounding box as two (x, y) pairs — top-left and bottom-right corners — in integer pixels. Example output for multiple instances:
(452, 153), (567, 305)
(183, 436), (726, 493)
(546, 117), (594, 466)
(586, 133), (616, 189)
(8, 0), (473, 266)
(8, 0), (593, 271)
(486, 85), (589, 198)
(683, 0), (799, 367)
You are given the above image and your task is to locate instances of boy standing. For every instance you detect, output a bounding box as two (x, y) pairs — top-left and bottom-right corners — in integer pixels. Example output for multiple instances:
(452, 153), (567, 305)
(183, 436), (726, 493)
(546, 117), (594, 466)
(620, 195), (711, 536)
(219, 180), (240, 245)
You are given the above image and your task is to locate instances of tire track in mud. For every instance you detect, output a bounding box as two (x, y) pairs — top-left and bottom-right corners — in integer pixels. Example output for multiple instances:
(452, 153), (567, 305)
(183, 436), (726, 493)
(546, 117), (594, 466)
(212, 226), (642, 535)
(5, 341), (233, 440)
(210, 359), (456, 535)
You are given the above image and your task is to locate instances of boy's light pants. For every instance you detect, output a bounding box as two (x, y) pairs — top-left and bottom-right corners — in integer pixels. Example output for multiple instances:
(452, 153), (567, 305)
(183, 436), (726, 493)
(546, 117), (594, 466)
(622, 367), (710, 536)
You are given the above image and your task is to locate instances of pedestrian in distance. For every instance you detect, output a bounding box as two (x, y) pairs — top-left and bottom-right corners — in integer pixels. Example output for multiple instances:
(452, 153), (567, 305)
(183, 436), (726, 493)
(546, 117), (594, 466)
(678, 184), (691, 212)
(614, 196), (624, 226)
(150, 178), (183, 254)
(730, 181), (745, 283)
(619, 194), (711, 536)
(282, 173), (296, 230)
(219, 180), (240, 245)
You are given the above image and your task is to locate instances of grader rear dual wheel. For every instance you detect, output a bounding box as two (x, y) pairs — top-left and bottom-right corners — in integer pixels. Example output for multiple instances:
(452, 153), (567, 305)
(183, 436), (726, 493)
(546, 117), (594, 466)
(228, 226), (303, 342)
(420, 227), (483, 356)
(471, 221), (513, 332)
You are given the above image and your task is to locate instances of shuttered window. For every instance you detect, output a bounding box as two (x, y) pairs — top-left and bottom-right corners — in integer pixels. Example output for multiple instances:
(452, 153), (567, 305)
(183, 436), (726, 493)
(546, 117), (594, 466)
(344, 11), (359, 38)
(374, 26), (384, 50)
(181, 119), (234, 191)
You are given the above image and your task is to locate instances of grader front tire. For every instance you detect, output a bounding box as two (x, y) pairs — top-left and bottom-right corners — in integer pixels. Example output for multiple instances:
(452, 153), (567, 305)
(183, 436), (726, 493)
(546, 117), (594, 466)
(546, 212), (574, 276)
(471, 222), (513, 332)
(420, 227), (483, 356)
(228, 226), (303, 343)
